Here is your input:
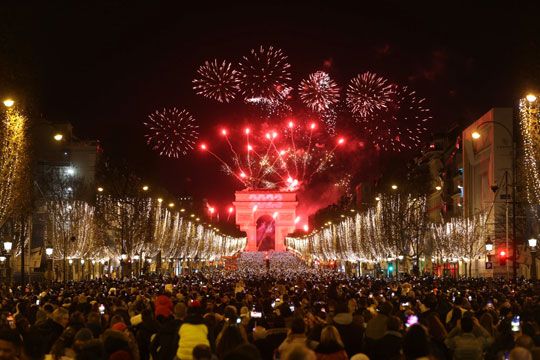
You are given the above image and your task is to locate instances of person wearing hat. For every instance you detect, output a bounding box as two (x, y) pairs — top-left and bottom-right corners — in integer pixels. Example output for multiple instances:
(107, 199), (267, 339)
(176, 301), (211, 360)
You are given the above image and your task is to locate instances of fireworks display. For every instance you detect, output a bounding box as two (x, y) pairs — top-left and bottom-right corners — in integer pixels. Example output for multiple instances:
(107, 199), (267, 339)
(366, 86), (431, 152)
(299, 71), (340, 112)
(346, 72), (395, 119)
(200, 120), (346, 191)
(238, 46), (292, 101)
(192, 59), (240, 103)
(149, 45), (434, 161)
(144, 107), (199, 158)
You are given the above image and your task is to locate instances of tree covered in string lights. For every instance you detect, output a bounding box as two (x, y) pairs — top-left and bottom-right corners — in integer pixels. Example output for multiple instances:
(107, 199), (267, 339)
(378, 193), (428, 272)
(431, 213), (487, 276)
(94, 161), (154, 264)
(0, 106), (28, 230)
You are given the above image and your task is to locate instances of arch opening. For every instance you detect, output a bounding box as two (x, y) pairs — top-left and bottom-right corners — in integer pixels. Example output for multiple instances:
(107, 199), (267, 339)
(256, 215), (275, 251)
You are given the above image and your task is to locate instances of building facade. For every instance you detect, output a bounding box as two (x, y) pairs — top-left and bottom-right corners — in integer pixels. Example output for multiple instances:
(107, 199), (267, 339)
(462, 108), (514, 277)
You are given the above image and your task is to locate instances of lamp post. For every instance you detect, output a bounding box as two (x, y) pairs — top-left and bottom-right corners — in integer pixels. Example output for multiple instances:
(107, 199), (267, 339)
(45, 244), (53, 282)
(133, 254), (140, 277)
(3, 240), (12, 286)
(120, 249), (127, 279)
(528, 238), (537, 281)
(0, 254), (5, 284)
(68, 258), (73, 281)
(485, 236), (494, 272)
(80, 259), (85, 281)
(472, 119), (517, 280)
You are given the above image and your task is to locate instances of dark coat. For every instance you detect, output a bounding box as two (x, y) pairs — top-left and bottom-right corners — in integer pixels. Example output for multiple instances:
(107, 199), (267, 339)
(28, 318), (65, 356)
(150, 318), (182, 360)
(370, 331), (403, 360)
(333, 313), (364, 358)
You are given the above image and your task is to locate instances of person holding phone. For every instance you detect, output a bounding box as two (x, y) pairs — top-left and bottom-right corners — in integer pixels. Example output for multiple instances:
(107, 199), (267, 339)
(445, 316), (492, 359)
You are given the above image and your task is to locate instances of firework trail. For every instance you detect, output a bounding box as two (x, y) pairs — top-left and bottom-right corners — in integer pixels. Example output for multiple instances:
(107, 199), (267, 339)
(199, 120), (346, 191)
(192, 59), (240, 103)
(144, 108), (199, 158)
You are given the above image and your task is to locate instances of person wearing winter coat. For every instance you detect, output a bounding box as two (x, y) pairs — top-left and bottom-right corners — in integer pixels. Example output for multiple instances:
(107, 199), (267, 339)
(177, 301), (210, 360)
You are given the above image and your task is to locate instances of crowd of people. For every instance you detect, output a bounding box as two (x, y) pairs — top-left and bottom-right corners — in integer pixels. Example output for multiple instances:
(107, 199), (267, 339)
(0, 264), (538, 360)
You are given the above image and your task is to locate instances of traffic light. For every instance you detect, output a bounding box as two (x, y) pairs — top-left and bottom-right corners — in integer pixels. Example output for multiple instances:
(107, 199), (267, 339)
(498, 249), (507, 266)
(388, 263), (394, 275)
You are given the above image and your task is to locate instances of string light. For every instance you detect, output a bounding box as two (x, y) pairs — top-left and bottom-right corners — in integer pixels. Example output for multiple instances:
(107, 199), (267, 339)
(519, 97), (540, 208)
(0, 107), (27, 229)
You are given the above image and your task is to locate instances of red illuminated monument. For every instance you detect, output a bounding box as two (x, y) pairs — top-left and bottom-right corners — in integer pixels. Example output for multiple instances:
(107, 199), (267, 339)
(233, 190), (299, 251)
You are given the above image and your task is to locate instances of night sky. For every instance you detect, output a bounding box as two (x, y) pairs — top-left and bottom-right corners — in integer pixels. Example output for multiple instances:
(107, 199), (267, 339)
(1, 2), (539, 207)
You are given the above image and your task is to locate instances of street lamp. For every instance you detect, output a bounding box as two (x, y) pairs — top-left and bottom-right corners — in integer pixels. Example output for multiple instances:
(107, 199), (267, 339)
(528, 237), (537, 280)
(142, 185), (149, 191)
(45, 244), (53, 282)
(97, 187), (104, 192)
(3, 241), (12, 252)
(3, 99), (14, 107)
(53, 133), (64, 141)
(3, 240), (12, 285)
(472, 118), (517, 280)
(526, 94), (537, 103)
(485, 237), (494, 252)
(391, 184), (398, 190)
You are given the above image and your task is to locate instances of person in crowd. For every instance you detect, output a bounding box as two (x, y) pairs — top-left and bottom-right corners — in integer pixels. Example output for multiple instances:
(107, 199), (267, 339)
(278, 317), (310, 357)
(215, 324), (247, 359)
(150, 302), (186, 360)
(445, 316), (492, 360)
(177, 301), (211, 360)
(364, 301), (393, 355)
(314, 325), (348, 360)
(332, 301), (363, 357)
(28, 307), (69, 357)
(134, 308), (160, 360)
(403, 324), (431, 360)
(370, 316), (403, 360)
(509, 347), (533, 360)
(0, 328), (22, 360)
(283, 344), (317, 360)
